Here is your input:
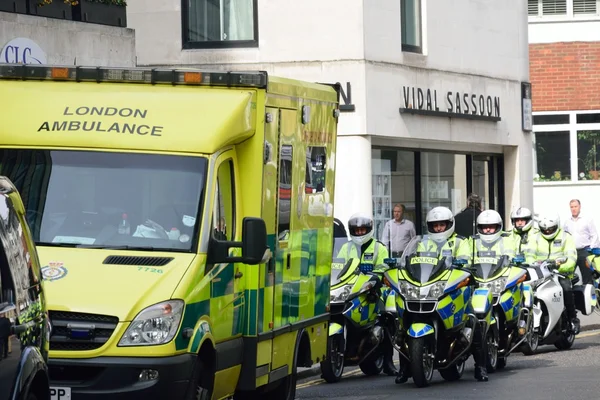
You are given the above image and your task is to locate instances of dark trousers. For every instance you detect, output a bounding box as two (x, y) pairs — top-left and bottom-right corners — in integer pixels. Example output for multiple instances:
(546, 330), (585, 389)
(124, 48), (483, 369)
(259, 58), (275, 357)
(472, 322), (488, 368)
(559, 277), (577, 320)
(577, 248), (594, 285)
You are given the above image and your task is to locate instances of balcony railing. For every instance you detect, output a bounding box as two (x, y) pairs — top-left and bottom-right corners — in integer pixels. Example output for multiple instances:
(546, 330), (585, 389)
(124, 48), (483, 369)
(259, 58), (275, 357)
(0, 0), (127, 28)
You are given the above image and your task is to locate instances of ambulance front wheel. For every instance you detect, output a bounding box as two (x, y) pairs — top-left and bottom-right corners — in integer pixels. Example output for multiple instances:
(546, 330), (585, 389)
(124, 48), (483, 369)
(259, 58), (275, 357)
(186, 358), (212, 400)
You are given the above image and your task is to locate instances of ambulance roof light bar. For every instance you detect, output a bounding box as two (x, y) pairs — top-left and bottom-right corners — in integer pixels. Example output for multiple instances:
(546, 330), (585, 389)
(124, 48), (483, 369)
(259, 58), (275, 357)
(0, 64), (268, 88)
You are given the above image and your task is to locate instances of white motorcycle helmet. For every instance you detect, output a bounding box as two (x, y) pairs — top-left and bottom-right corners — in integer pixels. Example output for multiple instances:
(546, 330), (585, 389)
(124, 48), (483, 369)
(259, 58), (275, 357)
(347, 212), (374, 246)
(510, 207), (533, 233)
(477, 210), (503, 243)
(538, 211), (560, 240)
(426, 207), (455, 243)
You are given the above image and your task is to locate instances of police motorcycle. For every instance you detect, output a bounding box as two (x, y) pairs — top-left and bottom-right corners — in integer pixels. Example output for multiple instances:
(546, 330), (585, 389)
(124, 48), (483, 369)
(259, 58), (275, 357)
(582, 247), (600, 315)
(383, 236), (477, 388)
(320, 237), (397, 383)
(470, 254), (531, 371)
(521, 256), (595, 354)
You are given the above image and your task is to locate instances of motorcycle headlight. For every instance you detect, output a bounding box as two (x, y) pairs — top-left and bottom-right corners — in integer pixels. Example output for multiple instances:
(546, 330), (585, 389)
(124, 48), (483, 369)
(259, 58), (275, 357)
(330, 286), (352, 303)
(399, 282), (419, 300)
(427, 282), (446, 299)
(118, 300), (184, 346)
(479, 277), (507, 296)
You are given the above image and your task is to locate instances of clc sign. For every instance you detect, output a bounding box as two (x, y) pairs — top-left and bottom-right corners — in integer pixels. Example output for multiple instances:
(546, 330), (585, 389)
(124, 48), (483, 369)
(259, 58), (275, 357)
(0, 38), (47, 64)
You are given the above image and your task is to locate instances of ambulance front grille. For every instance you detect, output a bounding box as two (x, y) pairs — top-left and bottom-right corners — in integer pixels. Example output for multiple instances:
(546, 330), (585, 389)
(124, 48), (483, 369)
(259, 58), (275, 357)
(49, 311), (119, 351)
(103, 255), (173, 266)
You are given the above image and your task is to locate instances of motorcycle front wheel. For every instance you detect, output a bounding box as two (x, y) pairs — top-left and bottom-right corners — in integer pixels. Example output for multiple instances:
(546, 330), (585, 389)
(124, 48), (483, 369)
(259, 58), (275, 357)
(320, 334), (345, 383)
(408, 337), (435, 388)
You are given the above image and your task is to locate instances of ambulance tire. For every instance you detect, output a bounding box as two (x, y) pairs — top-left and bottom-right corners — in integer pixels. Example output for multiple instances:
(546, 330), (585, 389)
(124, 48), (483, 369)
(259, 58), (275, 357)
(264, 330), (303, 400)
(186, 357), (213, 400)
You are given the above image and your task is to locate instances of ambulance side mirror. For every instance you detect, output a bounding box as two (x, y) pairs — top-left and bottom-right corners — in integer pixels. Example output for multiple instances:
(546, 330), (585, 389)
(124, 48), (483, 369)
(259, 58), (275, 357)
(240, 217), (268, 265)
(207, 217), (268, 265)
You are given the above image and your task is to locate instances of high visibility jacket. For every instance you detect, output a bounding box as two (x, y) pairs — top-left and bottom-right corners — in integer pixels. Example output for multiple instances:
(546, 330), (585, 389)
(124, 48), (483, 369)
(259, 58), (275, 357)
(412, 233), (471, 261)
(533, 229), (577, 277)
(466, 232), (516, 264)
(509, 228), (540, 265)
(337, 239), (389, 273)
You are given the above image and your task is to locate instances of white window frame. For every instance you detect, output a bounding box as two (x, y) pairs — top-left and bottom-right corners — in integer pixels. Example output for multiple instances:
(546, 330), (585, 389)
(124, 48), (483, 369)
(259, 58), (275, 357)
(533, 110), (600, 185)
(528, 0), (600, 23)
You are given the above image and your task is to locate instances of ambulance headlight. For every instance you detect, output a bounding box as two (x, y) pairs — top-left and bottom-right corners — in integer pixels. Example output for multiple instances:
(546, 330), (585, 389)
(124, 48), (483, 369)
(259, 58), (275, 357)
(118, 300), (184, 346)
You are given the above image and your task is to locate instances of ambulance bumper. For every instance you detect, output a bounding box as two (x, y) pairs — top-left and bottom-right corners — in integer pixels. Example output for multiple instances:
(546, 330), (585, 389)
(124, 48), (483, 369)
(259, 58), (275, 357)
(48, 354), (195, 399)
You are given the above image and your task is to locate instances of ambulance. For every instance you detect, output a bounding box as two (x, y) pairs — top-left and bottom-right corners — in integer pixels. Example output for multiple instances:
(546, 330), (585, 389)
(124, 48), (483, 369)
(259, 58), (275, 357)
(0, 63), (340, 400)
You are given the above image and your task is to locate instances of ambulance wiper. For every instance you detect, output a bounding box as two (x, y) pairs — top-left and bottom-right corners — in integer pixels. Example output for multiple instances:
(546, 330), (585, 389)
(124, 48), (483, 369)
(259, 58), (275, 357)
(38, 242), (79, 248)
(79, 244), (157, 251)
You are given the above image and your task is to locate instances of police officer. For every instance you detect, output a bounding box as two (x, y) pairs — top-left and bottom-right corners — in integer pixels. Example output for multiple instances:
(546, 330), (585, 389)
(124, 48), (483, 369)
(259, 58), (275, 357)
(534, 211), (580, 334)
(337, 212), (397, 376)
(468, 209), (516, 382)
(510, 207), (539, 263)
(395, 206), (471, 384)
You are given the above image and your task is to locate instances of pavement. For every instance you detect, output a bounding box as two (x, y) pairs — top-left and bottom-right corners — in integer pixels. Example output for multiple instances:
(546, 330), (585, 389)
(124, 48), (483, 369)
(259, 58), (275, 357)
(295, 329), (600, 399)
(296, 310), (600, 382)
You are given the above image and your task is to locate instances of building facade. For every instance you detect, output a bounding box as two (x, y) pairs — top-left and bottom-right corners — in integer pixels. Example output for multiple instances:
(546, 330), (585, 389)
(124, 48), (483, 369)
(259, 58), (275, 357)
(128, 0), (532, 235)
(529, 0), (600, 224)
(0, 3), (135, 68)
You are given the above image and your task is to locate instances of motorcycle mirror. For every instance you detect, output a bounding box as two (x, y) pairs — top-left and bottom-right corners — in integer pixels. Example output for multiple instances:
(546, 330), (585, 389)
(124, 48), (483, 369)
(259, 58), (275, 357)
(592, 248), (600, 256)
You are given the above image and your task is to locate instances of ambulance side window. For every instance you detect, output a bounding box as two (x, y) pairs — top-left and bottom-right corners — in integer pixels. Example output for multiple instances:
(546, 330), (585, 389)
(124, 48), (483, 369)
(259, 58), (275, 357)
(212, 160), (235, 242)
(277, 145), (292, 237)
(306, 146), (326, 193)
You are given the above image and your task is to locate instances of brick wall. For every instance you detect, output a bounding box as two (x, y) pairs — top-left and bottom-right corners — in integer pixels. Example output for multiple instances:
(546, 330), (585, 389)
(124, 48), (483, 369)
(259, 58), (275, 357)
(529, 42), (600, 111)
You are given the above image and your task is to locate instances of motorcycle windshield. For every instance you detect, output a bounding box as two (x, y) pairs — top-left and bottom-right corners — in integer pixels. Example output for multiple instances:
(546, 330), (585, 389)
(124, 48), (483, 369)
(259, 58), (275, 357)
(401, 235), (453, 284)
(472, 254), (510, 280)
(331, 237), (356, 285)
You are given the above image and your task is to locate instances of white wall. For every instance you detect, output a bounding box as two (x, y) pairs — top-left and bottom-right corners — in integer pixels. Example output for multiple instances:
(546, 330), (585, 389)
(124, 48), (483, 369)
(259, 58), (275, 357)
(364, 0), (530, 82)
(0, 11), (136, 66)
(529, 19), (600, 43)
(127, 0), (364, 66)
(533, 183), (600, 232)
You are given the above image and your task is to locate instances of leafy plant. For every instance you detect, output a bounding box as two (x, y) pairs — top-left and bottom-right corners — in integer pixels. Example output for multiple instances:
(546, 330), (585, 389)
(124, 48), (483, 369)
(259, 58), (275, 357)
(578, 130), (600, 173)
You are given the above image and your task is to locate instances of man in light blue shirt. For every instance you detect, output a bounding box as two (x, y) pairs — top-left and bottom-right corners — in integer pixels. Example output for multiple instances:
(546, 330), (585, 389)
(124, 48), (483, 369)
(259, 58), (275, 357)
(381, 204), (416, 257)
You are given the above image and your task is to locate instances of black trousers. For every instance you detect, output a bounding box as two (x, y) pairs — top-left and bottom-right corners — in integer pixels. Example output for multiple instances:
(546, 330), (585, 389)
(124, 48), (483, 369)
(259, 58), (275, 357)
(471, 322), (488, 368)
(577, 248), (594, 285)
(559, 276), (577, 320)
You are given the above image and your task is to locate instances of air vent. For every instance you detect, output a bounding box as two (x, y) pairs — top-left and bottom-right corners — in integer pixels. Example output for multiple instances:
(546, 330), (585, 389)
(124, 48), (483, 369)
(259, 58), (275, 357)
(574, 0), (597, 15)
(103, 256), (173, 266)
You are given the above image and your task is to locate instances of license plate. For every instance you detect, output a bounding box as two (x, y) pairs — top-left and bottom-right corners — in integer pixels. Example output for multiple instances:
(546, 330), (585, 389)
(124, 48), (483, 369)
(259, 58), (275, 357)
(50, 387), (71, 400)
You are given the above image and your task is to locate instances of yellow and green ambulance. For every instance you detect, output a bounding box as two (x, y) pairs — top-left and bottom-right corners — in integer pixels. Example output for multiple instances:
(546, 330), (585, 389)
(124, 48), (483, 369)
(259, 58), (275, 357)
(0, 64), (339, 400)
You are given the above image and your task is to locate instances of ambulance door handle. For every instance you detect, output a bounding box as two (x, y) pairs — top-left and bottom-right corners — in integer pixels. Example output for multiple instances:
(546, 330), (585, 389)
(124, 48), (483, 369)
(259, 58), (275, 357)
(235, 271), (243, 279)
(286, 253), (291, 270)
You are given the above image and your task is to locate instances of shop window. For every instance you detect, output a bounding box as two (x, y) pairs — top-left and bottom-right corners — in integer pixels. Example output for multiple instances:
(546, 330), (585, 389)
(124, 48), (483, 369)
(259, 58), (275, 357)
(420, 152), (468, 233)
(533, 131), (570, 181)
(577, 130), (600, 180)
(401, 0), (422, 53)
(183, 0), (258, 49)
(306, 147), (326, 193)
(372, 149), (416, 240)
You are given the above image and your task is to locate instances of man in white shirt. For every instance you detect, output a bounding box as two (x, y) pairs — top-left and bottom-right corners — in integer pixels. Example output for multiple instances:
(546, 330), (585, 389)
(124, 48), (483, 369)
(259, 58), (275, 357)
(381, 204), (416, 257)
(563, 199), (599, 284)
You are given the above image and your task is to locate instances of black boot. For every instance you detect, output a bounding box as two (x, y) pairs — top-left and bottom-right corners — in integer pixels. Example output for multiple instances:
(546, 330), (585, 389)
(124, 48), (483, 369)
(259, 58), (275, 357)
(382, 348), (398, 376)
(571, 317), (581, 335)
(474, 366), (488, 382)
(395, 359), (410, 384)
